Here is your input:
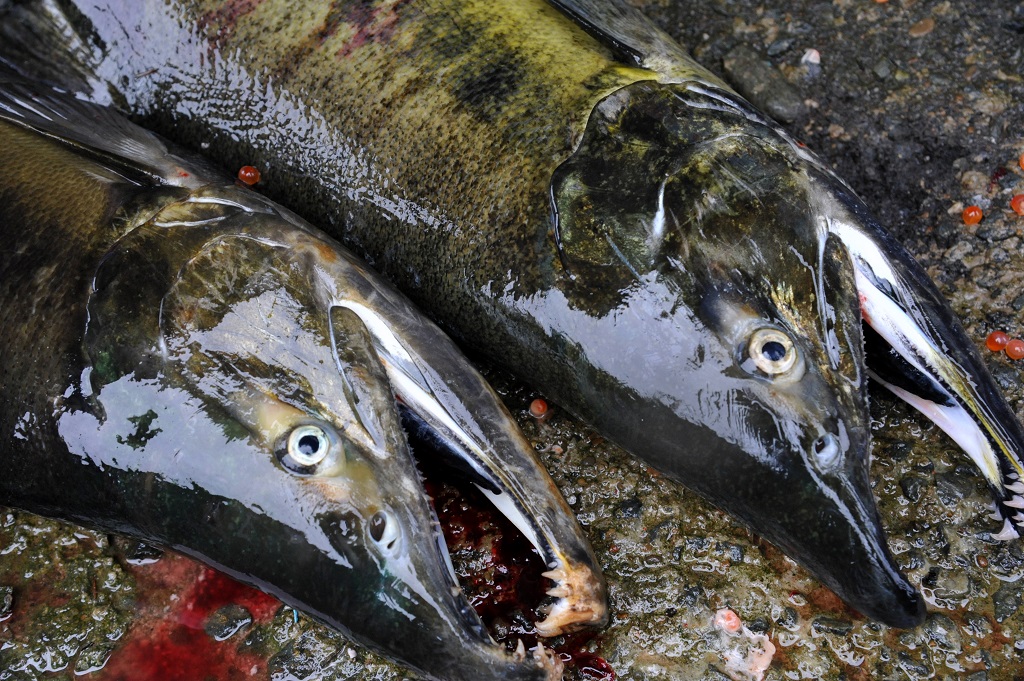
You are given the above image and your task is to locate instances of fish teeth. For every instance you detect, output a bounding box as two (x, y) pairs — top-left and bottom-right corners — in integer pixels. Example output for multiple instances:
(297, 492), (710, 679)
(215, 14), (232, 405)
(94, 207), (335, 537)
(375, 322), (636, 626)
(546, 585), (570, 599)
(993, 518), (1022, 541)
(1006, 481), (1024, 494)
(1005, 496), (1024, 509)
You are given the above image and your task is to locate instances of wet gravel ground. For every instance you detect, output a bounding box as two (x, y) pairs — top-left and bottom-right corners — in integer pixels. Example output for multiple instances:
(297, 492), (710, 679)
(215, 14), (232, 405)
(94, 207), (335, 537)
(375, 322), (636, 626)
(3, 1), (1024, 679)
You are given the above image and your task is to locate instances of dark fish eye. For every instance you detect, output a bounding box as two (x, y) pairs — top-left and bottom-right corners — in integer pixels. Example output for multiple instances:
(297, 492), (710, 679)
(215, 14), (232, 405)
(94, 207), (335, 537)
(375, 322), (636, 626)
(369, 510), (400, 552)
(812, 433), (841, 468)
(748, 328), (797, 376)
(282, 424), (332, 471)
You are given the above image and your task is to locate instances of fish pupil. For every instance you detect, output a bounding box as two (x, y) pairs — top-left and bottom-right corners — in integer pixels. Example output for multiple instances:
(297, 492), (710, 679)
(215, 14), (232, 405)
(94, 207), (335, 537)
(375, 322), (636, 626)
(369, 512), (387, 542)
(761, 341), (787, 362)
(298, 434), (321, 456)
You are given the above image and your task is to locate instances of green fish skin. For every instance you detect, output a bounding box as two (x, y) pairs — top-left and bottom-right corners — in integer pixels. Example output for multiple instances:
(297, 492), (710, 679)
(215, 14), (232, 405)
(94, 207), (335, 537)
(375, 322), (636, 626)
(0, 77), (614, 681)
(6, 0), (1023, 629)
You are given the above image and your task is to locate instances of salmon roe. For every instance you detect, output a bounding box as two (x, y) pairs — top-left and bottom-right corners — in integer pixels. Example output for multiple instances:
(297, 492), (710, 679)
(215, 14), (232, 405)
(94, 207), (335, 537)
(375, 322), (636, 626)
(1007, 339), (1024, 361)
(529, 398), (549, 419)
(962, 205), (983, 225)
(237, 165), (261, 185)
(1019, 151), (1024, 172)
(1011, 194), (1024, 216)
(987, 331), (1010, 352)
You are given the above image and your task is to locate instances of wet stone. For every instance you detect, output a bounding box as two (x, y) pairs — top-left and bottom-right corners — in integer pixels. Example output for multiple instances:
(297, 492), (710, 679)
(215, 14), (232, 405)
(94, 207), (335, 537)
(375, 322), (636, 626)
(722, 45), (806, 123)
(204, 604), (254, 641)
(74, 643), (115, 675)
(746, 616), (769, 634)
(922, 613), (961, 652)
(966, 672), (988, 681)
(872, 57), (893, 80)
(900, 474), (928, 502)
(961, 611), (992, 639)
(0, 585), (12, 618)
(992, 580), (1023, 622)
(935, 472), (975, 506)
(616, 497), (643, 519)
(897, 650), (932, 678)
(775, 606), (799, 630)
(812, 616), (852, 636)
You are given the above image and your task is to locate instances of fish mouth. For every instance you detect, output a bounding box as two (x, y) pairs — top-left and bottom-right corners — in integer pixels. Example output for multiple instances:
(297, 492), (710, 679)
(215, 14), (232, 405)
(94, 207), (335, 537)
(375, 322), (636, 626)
(826, 181), (1024, 539)
(334, 297), (607, 636)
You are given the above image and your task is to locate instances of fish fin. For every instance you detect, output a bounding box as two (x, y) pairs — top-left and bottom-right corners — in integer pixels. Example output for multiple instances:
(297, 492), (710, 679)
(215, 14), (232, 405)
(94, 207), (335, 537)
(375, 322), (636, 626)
(0, 74), (220, 189)
(545, 0), (720, 83)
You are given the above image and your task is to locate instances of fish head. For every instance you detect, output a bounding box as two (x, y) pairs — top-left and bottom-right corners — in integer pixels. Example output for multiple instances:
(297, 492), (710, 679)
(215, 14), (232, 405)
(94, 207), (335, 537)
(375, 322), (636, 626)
(550, 81), (924, 626)
(81, 198), (560, 681)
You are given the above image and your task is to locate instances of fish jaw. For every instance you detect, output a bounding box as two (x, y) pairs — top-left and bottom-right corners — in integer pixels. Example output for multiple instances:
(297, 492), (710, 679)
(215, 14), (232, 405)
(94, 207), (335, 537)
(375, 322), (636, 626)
(821, 178), (1024, 538)
(299, 223), (608, 635)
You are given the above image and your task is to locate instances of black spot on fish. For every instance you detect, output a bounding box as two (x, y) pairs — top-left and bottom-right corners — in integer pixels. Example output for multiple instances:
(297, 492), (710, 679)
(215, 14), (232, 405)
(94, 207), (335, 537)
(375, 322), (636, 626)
(453, 56), (522, 123)
(116, 410), (163, 450)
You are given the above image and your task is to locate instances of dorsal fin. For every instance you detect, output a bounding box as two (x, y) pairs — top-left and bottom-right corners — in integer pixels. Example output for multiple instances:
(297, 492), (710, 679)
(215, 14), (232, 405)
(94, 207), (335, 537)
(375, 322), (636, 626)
(546, 0), (721, 84)
(0, 74), (221, 189)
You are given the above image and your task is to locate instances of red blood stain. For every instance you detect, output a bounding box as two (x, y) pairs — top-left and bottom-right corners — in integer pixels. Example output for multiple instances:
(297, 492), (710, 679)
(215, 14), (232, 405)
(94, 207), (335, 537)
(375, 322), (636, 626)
(425, 464), (615, 681)
(97, 554), (281, 681)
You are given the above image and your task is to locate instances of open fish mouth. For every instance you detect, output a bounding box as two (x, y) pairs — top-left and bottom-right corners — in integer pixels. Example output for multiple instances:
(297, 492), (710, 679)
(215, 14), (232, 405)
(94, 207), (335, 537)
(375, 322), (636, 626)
(823, 179), (1024, 540)
(311, 253), (608, 638)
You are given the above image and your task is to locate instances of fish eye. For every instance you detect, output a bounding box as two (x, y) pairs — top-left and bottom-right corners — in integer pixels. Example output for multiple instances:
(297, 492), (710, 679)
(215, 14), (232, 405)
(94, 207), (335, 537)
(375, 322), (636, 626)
(278, 424), (338, 474)
(812, 433), (841, 468)
(748, 328), (797, 376)
(368, 510), (401, 553)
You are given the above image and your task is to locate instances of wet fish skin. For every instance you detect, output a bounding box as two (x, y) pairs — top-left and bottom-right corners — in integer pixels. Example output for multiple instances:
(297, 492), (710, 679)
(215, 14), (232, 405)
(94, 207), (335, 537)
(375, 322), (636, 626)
(7, 0), (1023, 627)
(0, 80), (583, 681)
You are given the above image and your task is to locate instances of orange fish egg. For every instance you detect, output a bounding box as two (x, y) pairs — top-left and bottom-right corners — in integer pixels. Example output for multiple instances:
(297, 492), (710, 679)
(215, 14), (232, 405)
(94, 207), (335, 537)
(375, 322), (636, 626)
(1011, 194), (1024, 216)
(962, 205), (983, 226)
(1006, 339), (1024, 361)
(237, 165), (261, 185)
(987, 331), (1009, 352)
(529, 398), (549, 419)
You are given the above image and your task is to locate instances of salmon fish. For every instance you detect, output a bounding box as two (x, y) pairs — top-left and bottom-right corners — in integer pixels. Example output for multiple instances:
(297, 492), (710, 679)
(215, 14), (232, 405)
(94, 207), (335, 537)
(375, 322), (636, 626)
(0, 76), (609, 681)
(4, 0), (1023, 628)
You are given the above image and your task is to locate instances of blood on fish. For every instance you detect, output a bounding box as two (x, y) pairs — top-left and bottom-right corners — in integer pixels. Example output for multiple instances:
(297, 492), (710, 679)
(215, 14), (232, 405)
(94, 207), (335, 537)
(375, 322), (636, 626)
(237, 165), (261, 185)
(962, 205), (983, 226)
(987, 331), (1010, 352)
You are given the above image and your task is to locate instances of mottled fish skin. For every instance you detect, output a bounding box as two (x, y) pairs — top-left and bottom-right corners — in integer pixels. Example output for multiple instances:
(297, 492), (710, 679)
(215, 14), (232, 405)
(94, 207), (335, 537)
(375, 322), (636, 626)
(0, 78), (598, 681)
(5, 0), (1022, 628)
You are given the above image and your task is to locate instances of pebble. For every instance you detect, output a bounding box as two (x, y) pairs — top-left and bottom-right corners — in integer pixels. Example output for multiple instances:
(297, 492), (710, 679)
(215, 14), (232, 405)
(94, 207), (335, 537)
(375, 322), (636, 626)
(722, 46), (807, 123)
(204, 604), (255, 641)
(908, 18), (936, 37)
(811, 616), (852, 636)
(0, 585), (12, 618)
(993, 580), (1023, 621)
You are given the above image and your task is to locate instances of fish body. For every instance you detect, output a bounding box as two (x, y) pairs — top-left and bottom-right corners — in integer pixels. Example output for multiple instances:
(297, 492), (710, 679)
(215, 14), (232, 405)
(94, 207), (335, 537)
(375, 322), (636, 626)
(3, 0), (1024, 630)
(0, 78), (610, 681)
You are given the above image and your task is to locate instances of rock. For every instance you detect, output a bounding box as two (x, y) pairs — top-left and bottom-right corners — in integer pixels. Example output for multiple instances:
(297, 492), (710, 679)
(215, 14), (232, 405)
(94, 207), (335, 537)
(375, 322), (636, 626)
(722, 46), (807, 123)
(204, 604), (254, 641)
